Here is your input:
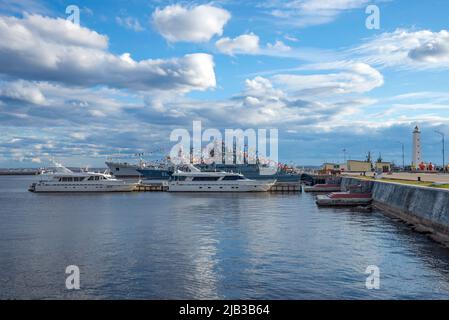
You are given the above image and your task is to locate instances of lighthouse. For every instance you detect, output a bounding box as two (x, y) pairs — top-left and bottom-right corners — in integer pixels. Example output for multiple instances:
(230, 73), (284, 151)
(412, 126), (422, 169)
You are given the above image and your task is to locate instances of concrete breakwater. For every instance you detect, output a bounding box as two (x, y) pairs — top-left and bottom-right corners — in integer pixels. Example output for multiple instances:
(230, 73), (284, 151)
(341, 177), (449, 246)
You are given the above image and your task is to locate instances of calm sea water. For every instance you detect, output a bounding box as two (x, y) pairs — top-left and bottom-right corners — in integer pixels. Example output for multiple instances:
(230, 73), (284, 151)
(1, 175), (449, 300)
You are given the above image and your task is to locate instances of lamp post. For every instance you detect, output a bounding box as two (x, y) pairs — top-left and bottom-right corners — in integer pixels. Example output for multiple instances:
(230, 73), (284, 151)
(435, 130), (445, 172)
(396, 141), (405, 170)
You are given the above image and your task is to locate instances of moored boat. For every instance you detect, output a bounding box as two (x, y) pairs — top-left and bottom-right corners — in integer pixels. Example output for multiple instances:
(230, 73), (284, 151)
(304, 184), (342, 192)
(316, 192), (372, 207)
(195, 163), (300, 183)
(28, 167), (138, 193)
(168, 166), (276, 192)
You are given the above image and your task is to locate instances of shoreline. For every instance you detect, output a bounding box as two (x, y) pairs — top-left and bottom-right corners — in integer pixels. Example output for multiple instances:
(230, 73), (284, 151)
(342, 176), (449, 248)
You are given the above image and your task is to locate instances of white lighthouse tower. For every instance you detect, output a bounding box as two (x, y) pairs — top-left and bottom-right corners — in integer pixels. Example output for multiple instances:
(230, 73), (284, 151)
(412, 126), (422, 169)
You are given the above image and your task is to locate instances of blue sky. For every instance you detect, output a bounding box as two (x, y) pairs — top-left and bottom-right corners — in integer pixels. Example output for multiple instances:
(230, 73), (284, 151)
(0, 0), (449, 167)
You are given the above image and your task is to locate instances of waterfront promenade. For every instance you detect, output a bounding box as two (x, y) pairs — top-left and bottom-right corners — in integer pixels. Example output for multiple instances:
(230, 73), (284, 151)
(343, 172), (449, 184)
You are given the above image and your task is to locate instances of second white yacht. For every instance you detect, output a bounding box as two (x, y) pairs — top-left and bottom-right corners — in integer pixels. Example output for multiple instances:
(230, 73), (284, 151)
(168, 166), (276, 192)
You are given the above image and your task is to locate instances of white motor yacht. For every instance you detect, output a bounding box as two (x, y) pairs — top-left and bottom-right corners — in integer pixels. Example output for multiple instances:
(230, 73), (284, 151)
(168, 165), (276, 192)
(28, 166), (137, 193)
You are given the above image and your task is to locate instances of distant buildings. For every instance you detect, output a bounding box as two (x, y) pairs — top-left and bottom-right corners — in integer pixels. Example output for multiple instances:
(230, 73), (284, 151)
(322, 159), (391, 174)
(322, 163), (342, 172)
(321, 125), (444, 174)
(347, 160), (372, 172)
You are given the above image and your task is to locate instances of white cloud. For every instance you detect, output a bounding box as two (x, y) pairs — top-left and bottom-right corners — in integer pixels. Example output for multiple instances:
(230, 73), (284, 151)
(284, 34), (299, 42)
(152, 4), (230, 43)
(267, 40), (291, 52)
(216, 34), (292, 56)
(263, 0), (370, 27)
(351, 29), (449, 69)
(272, 62), (384, 96)
(5, 13), (108, 50)
(243, 76), (284, 101)
(388, 91), (449, 103)
(0, 80), (45, 105)
(116, 16), (144, 32)
(130, 58), (384, 129)
(0, 14), (216, 93)
(215, 33), (260, 55)
(141, 72), (378, 128)
(70, 132), (89, 140)
(0, 80), (140, 128)
(31, 156), (42, 163)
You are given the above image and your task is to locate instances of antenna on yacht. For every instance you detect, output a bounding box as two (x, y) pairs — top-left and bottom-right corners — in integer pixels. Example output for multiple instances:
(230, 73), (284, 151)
(49, 158), (73, 174)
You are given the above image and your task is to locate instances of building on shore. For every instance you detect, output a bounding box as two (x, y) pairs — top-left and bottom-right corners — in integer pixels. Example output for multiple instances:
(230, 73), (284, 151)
(347, 160), (372, 172)
(412, 126), (422, 169)
(322, 158), (391, 174)
(321, 163), (348, 174)
(322, 163), (341, 173)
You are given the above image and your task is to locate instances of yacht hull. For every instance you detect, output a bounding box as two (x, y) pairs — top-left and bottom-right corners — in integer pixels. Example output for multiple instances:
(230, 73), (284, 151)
(29, 182), (137, 193)
(168, 181), (275, 192)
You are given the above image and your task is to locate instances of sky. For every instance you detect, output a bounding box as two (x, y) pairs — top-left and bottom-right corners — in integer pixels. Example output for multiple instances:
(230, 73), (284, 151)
(0, 0), (449, 167)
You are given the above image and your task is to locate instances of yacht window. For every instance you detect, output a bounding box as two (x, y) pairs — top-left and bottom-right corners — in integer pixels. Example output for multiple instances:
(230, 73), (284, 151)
(222, 176), (243, 180)
(192, 177), (220, 181)
(95, 176), (100, 181)
(88, 176), (94, 180)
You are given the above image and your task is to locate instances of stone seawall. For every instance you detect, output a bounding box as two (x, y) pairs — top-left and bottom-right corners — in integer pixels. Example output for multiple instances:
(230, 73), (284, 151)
(341, 177), (449, 245)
